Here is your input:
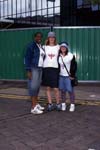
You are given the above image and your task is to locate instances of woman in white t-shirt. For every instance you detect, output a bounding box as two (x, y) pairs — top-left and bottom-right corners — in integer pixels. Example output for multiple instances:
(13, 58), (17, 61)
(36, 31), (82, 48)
(59, 42), (77, 112)
(42, 32), (61, 111)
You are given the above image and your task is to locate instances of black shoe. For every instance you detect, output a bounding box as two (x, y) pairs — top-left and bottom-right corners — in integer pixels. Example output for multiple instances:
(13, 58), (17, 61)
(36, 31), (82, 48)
(56, 103), (61, 111)
(47, 103), (55, 111)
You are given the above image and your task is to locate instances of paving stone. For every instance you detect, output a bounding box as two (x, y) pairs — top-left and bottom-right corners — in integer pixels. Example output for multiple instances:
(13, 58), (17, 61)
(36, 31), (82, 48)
(11, 140), (32, 150)
(0, 97), (100, 150)
(0, 144), (14, 150)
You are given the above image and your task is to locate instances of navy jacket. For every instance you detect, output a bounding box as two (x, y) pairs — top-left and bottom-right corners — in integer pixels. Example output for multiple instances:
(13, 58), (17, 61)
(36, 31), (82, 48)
(24, 41), (41, 71)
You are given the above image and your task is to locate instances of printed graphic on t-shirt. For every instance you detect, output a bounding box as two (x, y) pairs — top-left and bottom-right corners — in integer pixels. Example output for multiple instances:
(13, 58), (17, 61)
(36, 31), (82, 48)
(48, 54), (55, 59)
(61, 64), (64, 69)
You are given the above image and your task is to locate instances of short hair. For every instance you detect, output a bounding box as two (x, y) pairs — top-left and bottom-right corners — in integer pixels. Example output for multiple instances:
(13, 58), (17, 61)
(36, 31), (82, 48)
(34, 32), (43, 38)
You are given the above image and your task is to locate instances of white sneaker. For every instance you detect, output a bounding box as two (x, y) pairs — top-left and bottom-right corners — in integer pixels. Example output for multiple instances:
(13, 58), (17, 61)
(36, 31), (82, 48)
(61, 103), (66, 111)
(31, 105), (43, 114)
(36, 104), (45, 110)
(69, 104), (75, 112)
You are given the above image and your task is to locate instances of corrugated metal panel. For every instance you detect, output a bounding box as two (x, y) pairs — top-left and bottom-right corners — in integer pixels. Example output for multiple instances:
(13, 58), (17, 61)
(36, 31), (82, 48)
(54, 27), (100, 80)
(0, 28), (50, 79)
(0, 27), (100, 81)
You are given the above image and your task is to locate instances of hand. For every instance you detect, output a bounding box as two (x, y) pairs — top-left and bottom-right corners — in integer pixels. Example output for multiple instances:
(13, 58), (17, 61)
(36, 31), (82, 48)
(69, 76), (74, 80)
(27, 71), (32, 80)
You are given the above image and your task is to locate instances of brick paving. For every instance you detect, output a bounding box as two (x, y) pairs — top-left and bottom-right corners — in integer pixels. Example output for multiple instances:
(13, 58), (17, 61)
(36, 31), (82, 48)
(0, 81), (100, 101)
(0, 82), (100, 150)
(0, 98), (100, 150)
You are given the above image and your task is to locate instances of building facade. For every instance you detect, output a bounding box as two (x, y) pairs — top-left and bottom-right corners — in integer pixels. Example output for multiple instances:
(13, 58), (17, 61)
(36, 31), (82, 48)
(61, 0), (100, 26)
(0, 0), (60, 28)
(0, 0), (100, 28)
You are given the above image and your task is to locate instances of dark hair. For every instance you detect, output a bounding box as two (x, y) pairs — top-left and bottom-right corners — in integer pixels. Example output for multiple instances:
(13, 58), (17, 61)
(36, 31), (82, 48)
(34, 32), (43, 37)
(59, 41), (69, 55)
(59, 46), (68, 56)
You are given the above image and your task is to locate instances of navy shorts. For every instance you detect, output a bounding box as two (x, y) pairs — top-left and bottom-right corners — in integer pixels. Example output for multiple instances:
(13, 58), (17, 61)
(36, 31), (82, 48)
(59, 76), (73, 92)
(28, 67), (42, 96)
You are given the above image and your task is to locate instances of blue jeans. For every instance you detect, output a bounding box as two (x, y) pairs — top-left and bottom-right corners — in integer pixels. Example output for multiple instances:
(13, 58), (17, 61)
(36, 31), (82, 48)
(28, 67), (42, 96)
(59, 76), (75, 103)
(59, 76), (72, 92)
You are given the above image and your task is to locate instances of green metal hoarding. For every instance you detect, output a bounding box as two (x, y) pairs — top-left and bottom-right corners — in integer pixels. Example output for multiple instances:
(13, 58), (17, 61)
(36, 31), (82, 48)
(0, 27), (100, 81)
(0, 27), (50, 80)
(54, 27), (100, 81)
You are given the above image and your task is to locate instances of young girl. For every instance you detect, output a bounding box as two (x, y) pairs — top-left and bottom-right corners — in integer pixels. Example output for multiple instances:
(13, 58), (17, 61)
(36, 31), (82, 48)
(42, 32), (61, 111)
(59, 42), (77, 112)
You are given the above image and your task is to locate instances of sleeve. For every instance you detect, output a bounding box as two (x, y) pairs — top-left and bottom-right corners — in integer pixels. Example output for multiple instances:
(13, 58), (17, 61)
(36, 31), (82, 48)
(24, 44), (33, 71)
(70, 55), (77, 77)
(69, 52), (74, 61)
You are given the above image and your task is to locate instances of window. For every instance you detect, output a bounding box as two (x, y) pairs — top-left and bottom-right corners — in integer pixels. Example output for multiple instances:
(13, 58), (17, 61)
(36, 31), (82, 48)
(77, 0), (100, 11)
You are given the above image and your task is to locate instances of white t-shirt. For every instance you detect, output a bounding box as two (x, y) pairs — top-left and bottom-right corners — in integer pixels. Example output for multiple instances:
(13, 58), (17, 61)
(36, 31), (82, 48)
(37, 44), (45, 67)
(59, 52), (73, 76)
(43, 45), (60, 68)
